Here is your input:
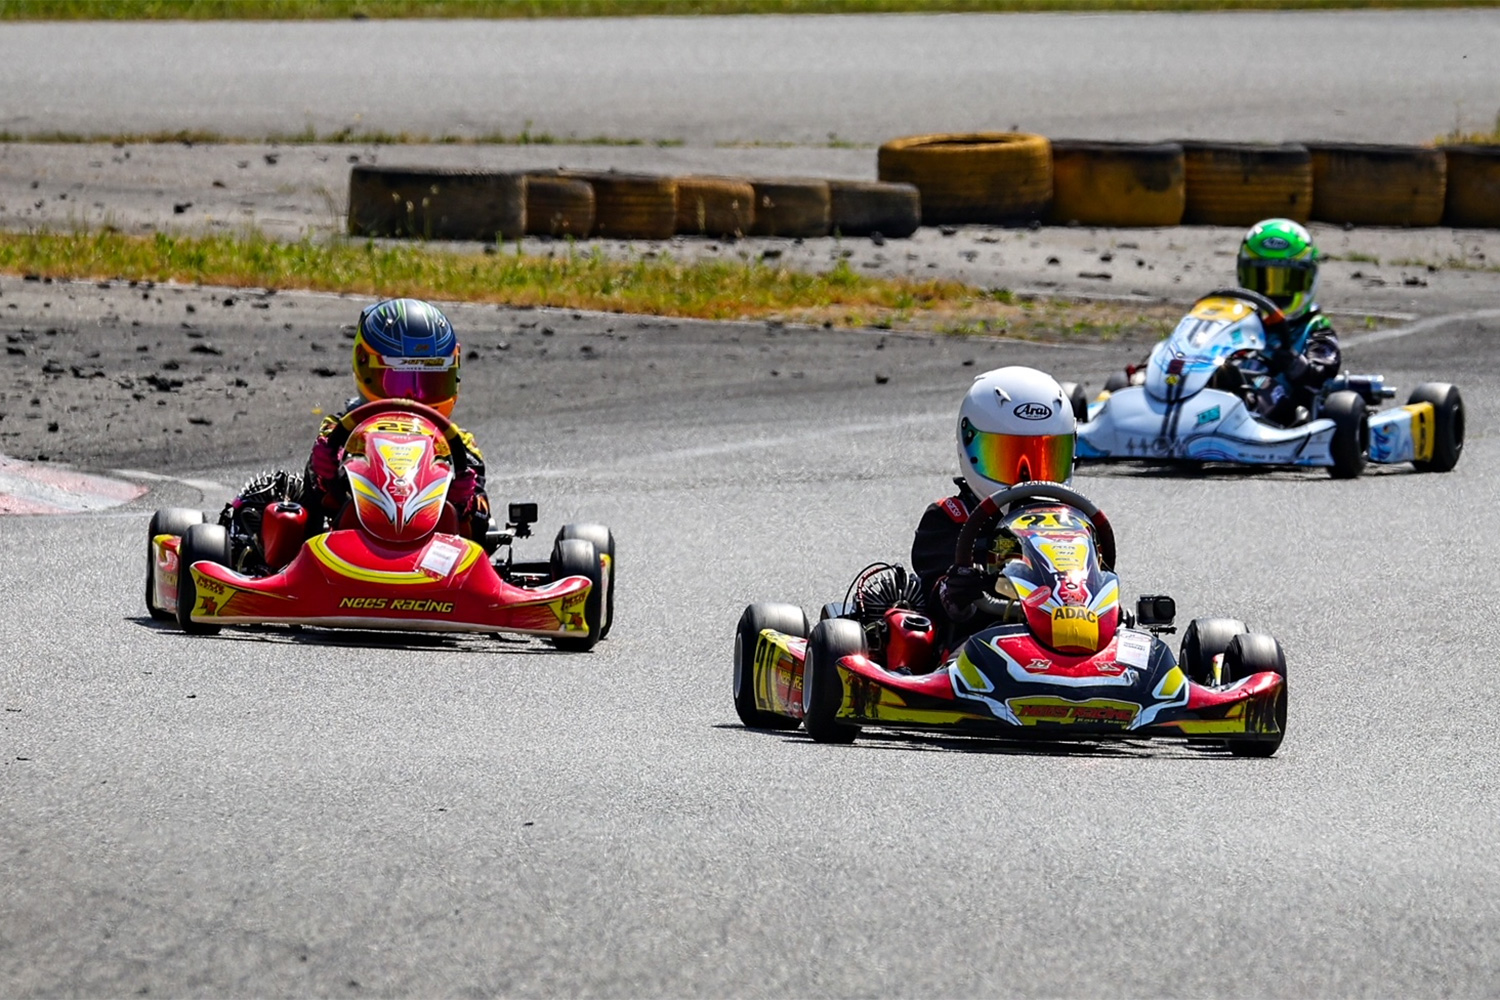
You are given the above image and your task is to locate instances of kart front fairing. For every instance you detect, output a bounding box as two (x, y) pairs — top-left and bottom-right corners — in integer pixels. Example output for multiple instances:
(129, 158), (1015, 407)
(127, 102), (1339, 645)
(182, 528), (593, 636)
(1143, 295), (1266, 402)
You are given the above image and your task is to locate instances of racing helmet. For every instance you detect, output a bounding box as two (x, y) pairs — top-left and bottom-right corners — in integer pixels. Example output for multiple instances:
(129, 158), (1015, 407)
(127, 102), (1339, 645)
(352, 298), (461, 417)
(1237, 218), (1320, 320)
(956, 366), (1077, 497)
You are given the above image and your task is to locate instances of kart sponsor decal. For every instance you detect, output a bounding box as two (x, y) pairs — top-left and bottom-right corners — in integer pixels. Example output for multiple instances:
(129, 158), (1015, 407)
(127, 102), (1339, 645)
(1034, 535), (1088, 572)
(374, 438), (427, 480)
(337, 596), (455, 613)
(1115, 628), (1153, 669)
(1403, 402), (1435, 462)
(1050, 606), (1099, 651)
(1006, 696), (1139, 727)
(420, 540), (464, 578)
(1195, 406), (1222, 426)
(1013, 402), (1053, 421)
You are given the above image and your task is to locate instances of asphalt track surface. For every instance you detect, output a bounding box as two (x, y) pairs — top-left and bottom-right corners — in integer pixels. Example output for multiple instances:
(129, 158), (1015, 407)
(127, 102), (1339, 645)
(2, 10), (1499, 145)
(3, 279), (1499, 995)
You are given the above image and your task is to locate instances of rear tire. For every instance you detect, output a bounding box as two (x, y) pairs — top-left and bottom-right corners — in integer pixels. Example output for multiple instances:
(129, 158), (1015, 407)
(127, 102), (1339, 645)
(549, 538), (603, 652)
(1408, 382), (1464, 472)
(733, 603), (809, 730)
(1323, 390), (1369, 479)
(557, 523), (617, 638)
(1103, 370), (1131, 394)
(145, 507), (204, 621)
(1058, 381), (1089, 423)
(1178, 617), (1248, 685)
(802, 619), (866, 745)
(1223, 632), (1288, 758)
(176, 522), (229, 635)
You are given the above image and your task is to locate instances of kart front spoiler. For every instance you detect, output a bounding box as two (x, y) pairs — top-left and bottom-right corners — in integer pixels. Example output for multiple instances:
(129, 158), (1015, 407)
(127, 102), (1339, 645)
(179, 529), (592, 638)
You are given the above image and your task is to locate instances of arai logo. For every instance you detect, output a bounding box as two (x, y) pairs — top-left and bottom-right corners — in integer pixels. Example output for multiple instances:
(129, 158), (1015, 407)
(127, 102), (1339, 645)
(1013, 402), (1053, 421)
(1260, 236), (1291, 251)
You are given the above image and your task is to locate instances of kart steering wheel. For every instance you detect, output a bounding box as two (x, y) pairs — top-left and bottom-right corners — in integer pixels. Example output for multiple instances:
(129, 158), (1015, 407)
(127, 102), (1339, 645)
(323, 398), (470, 475)
(1201, 287), (1287, 329)
(954, 481), (1117, 580)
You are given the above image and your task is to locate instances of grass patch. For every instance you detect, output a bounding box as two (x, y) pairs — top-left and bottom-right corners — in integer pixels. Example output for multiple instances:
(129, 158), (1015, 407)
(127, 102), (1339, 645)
(0, 227), (1173, 339)
(0, 124), (684, 147)
(2, 0), (1490, 18)
(1437, 110), (1500, 146)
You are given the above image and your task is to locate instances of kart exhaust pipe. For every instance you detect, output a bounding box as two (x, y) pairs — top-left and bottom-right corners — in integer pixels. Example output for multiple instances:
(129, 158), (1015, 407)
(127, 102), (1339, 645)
(262, 501), (309, 569)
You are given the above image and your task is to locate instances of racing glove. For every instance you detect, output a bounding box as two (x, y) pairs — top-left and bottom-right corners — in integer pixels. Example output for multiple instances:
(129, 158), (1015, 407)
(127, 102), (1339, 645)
(447, 466), (480, 513)
(308, 436), (340, 489)
(1267, 347), (1310, 383)
(938, 566), (987, 622)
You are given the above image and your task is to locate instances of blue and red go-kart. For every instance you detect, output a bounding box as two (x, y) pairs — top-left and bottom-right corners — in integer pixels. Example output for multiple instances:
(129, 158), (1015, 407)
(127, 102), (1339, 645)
(733, 482), (1288, 756)
(1070, 288), (1463, 478)
(143, 399), (616, 650)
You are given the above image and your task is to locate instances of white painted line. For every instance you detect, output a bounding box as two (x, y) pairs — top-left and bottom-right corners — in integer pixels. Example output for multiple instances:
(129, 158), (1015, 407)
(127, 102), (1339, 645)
(1344, 308), (1500, 348)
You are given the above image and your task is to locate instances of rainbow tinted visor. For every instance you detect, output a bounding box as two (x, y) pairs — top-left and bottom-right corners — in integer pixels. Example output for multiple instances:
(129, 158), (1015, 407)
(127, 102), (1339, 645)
(354, 350), (459, 411)
(962, 420), (1074, 485)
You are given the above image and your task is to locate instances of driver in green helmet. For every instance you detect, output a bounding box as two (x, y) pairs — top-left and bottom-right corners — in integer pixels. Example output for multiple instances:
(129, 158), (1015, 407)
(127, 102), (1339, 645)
(1236, 218), (1342, 427)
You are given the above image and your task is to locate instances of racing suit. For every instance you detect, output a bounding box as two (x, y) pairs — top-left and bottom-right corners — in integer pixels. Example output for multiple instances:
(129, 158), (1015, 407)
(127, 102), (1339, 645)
(303, 397), (491, 540)
(910, 478), (1023, 651)
(1250, 307), (1342, 427)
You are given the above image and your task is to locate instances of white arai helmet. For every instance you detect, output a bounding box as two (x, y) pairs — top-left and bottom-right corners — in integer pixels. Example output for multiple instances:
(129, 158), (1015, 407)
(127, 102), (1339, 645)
(956, 366), (1077, 497)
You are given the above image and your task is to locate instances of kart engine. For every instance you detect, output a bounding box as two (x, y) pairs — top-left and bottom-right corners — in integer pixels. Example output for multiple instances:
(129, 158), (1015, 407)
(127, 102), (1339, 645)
(221, 469), (305, 573)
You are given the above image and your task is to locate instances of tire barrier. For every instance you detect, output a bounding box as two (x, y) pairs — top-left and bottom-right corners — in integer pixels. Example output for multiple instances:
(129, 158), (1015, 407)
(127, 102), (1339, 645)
(348, 165), (525, 241)
(563, 171), (678, 240)
(1180, 142), (1312, 226)
(828, 180), (921, 238)
(524, 173), (596, 238)
(1047, 140), (1185, 227)
(1442, 145), (1500, 228)
(877, 132), (1052, 226)
(1309, 143), (1447, 227)
(748, 178), (831, 238)
(674, 175), (756, 237)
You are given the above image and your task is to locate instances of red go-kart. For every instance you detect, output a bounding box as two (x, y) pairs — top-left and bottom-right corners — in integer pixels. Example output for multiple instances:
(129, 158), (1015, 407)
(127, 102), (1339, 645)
(733, 482), (1288, 755)
(144, 399), (616, 650)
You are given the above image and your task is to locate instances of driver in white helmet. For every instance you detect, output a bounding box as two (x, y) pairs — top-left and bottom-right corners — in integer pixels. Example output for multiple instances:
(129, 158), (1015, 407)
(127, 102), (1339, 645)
(911, 366), (1084, 646)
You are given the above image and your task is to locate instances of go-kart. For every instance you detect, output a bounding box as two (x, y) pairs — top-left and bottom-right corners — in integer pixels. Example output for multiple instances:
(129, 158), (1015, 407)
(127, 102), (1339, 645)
(733, 482), (1288, 756)
(1070, 288), (1463, 478)
(144, 399), (616, 650)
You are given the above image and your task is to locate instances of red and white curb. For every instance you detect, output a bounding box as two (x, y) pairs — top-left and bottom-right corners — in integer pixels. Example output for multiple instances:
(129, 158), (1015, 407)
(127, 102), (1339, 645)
(0, 454), (148, 514)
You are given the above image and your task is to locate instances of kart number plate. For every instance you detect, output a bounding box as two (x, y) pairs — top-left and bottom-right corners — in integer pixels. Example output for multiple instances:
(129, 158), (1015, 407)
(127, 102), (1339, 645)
(1116, 629), (1152, 669)
(420, 540), (463, 578)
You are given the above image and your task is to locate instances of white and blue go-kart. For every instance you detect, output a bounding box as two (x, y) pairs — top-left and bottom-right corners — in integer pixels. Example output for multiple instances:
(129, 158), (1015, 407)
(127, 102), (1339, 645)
(1068, 288), (1464, 479)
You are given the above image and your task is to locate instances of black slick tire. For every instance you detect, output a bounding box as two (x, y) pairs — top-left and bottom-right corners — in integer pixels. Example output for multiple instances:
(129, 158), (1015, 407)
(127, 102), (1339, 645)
(801, 618), (865, 745)
(1223, 633), (1288, 758)
(1103, 371), (1131, 394)
(1408, 382), (1464, 473)
(557, 523), (617, 638)
(733, 603), (809, 730)
(1323, 390), (1369, 479)
(176, 522), (230, 635)
(549, 538), (603, 652)
(146, 507), (204, 621)
(1058, 381), (1088, 423)
(1178, 617), (1248, 685)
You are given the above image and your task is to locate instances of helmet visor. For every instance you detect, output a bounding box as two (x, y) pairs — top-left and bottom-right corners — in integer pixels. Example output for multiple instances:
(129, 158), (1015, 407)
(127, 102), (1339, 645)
(355, 350), (459, 409)
(965, 428), (1075, 486)
(1238, 258), (1316, 302)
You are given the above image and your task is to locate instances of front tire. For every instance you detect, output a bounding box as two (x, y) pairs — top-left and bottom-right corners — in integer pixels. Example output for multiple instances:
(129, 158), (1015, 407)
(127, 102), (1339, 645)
(733, 603), (809, 730)
(549, 538), (603, 652)
(1408, 382), (1464, 472)
(1178, 617), (1247, 685)
(176, 522), (230, 635)
(802, 618), (866, 745)
(145, 507), (204, 621)
(1323, 390), (1369, 479)
(1223, 632), (1288, 758)
(557, 523), (616, 638)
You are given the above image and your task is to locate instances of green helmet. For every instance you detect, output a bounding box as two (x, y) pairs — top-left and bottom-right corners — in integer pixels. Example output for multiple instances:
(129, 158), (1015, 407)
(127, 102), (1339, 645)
(1237, 218), (1319, 320)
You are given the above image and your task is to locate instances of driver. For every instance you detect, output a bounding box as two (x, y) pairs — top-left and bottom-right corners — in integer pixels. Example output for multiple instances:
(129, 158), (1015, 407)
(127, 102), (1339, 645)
(1235, 218), (1342, 426)
(303, 297), (491, 539)
(912, 366), (1084, 648)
